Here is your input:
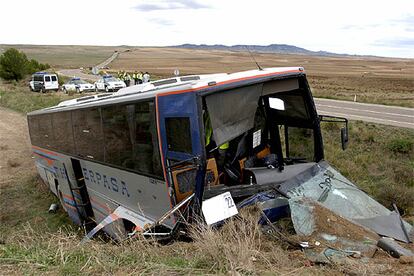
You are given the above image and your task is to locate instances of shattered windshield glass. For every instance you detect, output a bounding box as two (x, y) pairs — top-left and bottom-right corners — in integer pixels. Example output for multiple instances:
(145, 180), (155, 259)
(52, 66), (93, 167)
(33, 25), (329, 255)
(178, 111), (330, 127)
(287, 162), (413, 234)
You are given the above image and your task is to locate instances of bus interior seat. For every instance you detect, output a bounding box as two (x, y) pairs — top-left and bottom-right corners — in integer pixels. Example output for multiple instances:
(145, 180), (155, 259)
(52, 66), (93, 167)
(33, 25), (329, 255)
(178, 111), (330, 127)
(172, 165), (197, 203)
(205, 158), (219, 187)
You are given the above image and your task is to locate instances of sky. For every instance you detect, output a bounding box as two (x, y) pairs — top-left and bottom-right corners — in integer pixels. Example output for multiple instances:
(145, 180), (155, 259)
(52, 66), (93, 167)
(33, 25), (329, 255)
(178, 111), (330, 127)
(1, 0), (413, 58)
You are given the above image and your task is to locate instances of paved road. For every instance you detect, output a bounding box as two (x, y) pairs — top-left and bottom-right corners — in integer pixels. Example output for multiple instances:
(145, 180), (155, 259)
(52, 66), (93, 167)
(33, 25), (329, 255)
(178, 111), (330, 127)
(57, 68), (101, 82)
(95, 51), (119, 70)
(315, 98), (414, 129)
(58, 51), (121, 81)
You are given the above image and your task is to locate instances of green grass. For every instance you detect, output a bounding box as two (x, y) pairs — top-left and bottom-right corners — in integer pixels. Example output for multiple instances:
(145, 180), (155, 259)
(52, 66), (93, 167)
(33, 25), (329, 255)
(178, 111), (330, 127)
(308, 75), (414, 108)
(0, 80), (79, 113)
(0, 175), (70, 239)
(322, 122), (414, 215)
(1, 80), (413, 275)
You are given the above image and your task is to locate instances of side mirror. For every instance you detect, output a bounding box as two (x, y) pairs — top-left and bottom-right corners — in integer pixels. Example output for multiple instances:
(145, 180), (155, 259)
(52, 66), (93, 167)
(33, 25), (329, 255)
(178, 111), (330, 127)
(319, 115), (349, 151)
(341, 127), (349, 150)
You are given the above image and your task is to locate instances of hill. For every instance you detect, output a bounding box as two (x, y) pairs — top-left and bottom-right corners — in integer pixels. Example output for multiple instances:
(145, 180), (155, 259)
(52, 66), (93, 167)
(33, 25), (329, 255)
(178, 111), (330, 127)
(172, 43), (347, 56)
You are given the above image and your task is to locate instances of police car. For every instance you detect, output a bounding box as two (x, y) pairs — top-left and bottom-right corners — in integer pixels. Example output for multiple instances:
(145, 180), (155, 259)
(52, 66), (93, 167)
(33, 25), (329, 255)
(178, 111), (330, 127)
(94, 75), (126, 92)
(29, 72), (59, 92)
(62, 78), (95, 93)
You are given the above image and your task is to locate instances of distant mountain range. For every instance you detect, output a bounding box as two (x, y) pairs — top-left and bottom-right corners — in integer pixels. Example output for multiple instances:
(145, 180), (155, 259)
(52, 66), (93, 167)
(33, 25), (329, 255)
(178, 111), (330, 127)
(172, 43), (349, 57)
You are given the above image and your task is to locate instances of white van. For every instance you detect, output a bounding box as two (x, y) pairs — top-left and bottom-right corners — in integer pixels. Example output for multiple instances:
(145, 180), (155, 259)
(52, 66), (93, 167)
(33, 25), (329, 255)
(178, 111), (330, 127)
(29, 72), (59, 92)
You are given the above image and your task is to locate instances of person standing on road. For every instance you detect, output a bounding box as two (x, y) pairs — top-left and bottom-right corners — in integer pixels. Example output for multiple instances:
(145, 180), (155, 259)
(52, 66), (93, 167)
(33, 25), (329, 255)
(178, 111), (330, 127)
(143, 72), (150, 83)
(125, 72), (131, 87)
(138, 71), (143, 84)
(133, 71), (139, 85)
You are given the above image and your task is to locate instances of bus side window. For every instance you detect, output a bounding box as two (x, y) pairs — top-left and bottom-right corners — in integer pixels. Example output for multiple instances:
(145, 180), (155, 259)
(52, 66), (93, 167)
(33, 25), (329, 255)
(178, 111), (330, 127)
(28, 116), (41, 147)
(37, 114), (53, 149)
(52, 111), (75, 154)
(165, 117), (195, 202)
(165, 117), (192, 153)
(102, 104), (132, 168)
(72, 108), (104, 161)
(101, 101), (163, 178)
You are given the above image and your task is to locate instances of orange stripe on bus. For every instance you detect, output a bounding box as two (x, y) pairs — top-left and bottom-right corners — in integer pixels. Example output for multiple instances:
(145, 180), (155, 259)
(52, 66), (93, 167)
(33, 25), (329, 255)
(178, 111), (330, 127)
(32, 145), (62, 157)
(90, 197), (112, 213)
(33, 152), (55, 166)
(61, 193), (74, 201)
(110, 213), (119, 220)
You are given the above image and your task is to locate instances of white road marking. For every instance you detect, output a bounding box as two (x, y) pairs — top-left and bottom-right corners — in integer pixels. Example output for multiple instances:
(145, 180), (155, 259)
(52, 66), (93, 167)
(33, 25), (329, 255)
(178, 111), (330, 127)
(315, 98), (414, 111)
(316, 104), (414, 118)
(317, 111), (414, 126)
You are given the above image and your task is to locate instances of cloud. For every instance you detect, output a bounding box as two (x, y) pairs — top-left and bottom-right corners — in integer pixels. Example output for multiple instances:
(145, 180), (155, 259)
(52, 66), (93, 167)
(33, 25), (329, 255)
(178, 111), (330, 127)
(133, 0), (210, 12)
(373, 38), (414, 48)
(341, 14), (414, 32)
(341, 24), (380, 31)
(149, 18), (175, 26)
(393, 14), (414, 25)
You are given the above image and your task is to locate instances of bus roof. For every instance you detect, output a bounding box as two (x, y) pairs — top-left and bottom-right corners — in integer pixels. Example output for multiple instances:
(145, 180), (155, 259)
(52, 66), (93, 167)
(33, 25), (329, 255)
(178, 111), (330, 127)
(28, 67), (305, 116)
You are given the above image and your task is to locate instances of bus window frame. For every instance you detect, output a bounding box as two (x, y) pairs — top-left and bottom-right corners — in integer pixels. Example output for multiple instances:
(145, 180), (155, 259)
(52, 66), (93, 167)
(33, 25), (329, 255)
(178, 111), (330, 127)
(27, 97), (165, 181)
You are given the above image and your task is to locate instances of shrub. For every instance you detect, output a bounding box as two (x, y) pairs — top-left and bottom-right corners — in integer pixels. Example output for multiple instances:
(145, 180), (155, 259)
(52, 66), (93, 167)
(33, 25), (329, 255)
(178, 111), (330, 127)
(26, 58), (50, 74)
(0, 48), (50, 81)
(387, 138), (413, 154)
(0, 48), (29, 81)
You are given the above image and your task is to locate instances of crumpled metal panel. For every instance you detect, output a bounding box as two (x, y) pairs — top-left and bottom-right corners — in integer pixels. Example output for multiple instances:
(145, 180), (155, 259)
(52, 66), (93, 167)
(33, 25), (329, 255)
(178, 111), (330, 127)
(355, 212), (411, 243)
(287, 162), (413, 241)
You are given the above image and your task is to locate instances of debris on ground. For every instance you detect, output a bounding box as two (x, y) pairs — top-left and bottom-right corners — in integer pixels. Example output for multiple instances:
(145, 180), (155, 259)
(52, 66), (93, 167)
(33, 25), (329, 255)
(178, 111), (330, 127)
(289, 197), (379, 263)
(377, 237), (414, 258)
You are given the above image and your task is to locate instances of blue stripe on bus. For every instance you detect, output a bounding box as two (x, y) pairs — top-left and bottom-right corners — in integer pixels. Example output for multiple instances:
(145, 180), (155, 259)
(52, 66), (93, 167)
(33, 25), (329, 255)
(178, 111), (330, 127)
(33, 150), (57, 161)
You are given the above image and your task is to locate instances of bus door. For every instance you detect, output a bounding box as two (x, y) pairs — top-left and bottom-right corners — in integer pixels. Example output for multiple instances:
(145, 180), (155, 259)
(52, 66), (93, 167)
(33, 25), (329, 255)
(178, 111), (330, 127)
(157, 92), (205, 206)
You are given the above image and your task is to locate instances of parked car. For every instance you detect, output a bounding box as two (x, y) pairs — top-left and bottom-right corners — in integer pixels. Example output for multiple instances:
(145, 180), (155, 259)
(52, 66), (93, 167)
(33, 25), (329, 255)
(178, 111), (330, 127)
(29, 72), (59, 92)
(62, 78), (95, 93)
(94, 75), (126, 92)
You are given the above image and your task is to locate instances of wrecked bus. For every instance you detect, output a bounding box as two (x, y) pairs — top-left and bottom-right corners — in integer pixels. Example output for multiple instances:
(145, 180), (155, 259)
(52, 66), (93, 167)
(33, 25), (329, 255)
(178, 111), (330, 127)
(27, 67), (412, 243)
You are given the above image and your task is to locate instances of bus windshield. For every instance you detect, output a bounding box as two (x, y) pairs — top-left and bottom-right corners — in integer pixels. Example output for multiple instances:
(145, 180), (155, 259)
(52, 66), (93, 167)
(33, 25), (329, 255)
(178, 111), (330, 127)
(202, 78), (320, 187)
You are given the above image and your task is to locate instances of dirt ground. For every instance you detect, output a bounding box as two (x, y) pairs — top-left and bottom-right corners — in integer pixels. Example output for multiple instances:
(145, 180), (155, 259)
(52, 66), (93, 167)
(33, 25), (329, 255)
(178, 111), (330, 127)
(0, 107), (34, 187)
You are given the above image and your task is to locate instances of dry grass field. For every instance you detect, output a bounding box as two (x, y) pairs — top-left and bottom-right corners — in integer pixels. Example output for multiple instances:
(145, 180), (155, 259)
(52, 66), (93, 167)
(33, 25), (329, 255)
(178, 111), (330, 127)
(1, 45), (413, 274)
(1, 44), (413, 106)
(0, 44), (126, 69)
(111, 47), (414, 107)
